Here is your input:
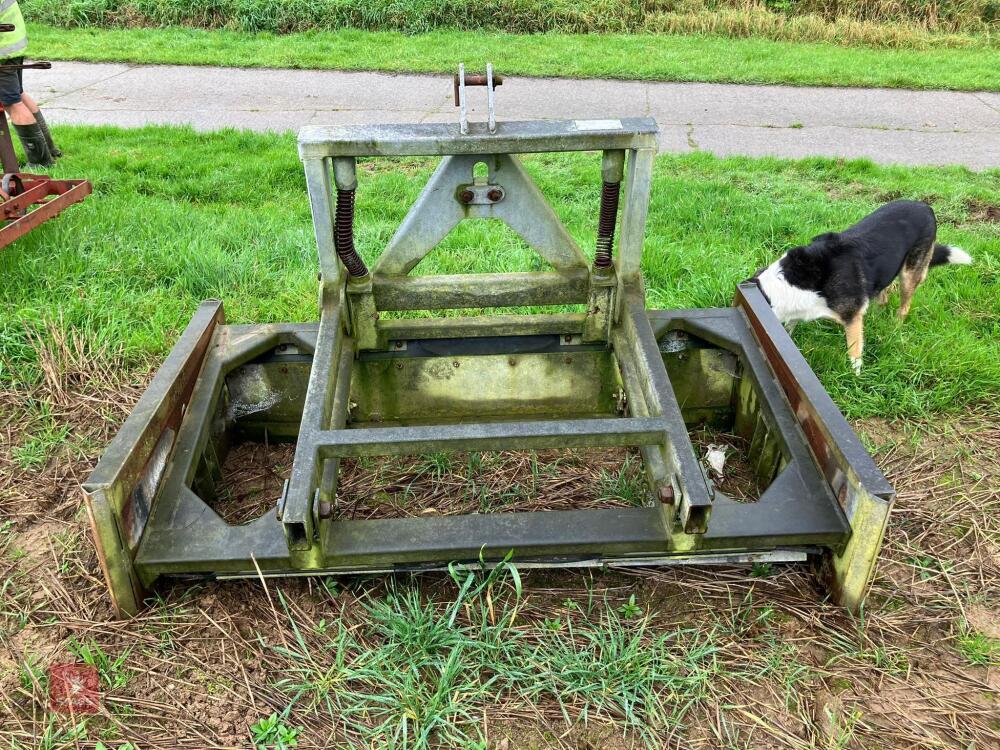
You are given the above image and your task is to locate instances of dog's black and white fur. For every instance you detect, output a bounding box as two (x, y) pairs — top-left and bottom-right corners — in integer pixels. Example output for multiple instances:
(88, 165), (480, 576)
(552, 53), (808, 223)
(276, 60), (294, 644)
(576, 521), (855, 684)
(753, 200), (972, 374)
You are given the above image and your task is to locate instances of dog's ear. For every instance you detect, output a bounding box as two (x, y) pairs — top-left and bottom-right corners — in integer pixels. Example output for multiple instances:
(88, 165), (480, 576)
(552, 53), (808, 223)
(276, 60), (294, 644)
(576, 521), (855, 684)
(781, 242), (828, 284)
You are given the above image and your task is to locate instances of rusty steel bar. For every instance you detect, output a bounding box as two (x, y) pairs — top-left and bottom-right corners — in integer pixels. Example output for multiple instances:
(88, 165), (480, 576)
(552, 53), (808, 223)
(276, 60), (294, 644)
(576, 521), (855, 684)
(453, 72), (503, 106)
(0, 178), (93, 248)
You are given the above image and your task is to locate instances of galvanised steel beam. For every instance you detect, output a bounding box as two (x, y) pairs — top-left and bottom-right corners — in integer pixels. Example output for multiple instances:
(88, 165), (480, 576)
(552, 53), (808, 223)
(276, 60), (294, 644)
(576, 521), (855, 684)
(312, 416), (670, 459)
(733, 283), (895, 610)
(376, 313), (587, 341)
(281, 297), (347, 552)
(372, 270), (590, 311)
(83, 300), (225, 615)
(614, 290), (714, 533)
(298, 118), (659, 159)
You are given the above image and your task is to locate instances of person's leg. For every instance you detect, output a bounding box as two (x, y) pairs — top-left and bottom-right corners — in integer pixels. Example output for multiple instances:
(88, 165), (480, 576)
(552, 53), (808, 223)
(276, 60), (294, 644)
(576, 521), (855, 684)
(6, 100), (35, 125)
(0, 58), (53, 168)
(10, 106), (53, 167)
(18, 92), (61, 157)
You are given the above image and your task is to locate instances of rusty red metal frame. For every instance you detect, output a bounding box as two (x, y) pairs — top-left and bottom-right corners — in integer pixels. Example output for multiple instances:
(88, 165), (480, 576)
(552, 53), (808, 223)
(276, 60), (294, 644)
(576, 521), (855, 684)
(0, 77), (93, 248)
(0, 174), (92, 248)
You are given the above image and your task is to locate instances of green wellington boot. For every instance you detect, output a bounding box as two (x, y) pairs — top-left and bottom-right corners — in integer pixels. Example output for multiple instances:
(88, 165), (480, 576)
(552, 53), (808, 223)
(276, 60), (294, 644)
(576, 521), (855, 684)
(13, 122), (54, 169)
(33, 110), (62, 158)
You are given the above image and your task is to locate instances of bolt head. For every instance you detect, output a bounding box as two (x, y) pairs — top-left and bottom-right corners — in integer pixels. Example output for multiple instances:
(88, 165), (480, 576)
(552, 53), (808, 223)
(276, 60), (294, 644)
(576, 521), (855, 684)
(317, 500), (334, 519)
(487, 188), (503, 202)
(459, 189), (474, 204)
(657, 486), (675, 504)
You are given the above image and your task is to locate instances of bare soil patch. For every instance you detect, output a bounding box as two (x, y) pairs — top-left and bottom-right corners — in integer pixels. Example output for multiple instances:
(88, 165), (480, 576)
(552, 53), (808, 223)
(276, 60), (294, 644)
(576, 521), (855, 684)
(965, 198), (1000, 224)
(214, 441), (295, 525)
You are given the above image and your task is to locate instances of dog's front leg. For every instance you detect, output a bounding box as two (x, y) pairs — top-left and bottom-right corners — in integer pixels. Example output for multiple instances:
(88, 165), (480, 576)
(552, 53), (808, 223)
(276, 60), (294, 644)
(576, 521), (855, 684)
(844, 315), (865, 374)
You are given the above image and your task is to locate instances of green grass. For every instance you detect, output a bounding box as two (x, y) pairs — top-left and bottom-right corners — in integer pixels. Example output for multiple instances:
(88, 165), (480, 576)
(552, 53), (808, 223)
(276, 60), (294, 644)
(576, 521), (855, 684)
(267, 562), (716, 747)
(956, 628), (1000, 666)
(596, 454), (647, 505)
(66, 637), (134, 690)
(1, 124), (998, 420)
(9, 402), (70, 469)
(28, 22), (1000, 90)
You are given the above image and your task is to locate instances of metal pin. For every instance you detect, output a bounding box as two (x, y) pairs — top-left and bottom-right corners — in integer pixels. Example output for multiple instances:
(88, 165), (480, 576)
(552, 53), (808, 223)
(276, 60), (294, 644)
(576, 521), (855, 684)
(458, 63), (468, 135)
(486, 63), (496, 134)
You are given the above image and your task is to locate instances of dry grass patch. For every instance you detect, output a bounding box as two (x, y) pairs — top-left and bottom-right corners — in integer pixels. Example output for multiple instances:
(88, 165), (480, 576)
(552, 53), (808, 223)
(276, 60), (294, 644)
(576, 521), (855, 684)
(336, 448), (646, 520)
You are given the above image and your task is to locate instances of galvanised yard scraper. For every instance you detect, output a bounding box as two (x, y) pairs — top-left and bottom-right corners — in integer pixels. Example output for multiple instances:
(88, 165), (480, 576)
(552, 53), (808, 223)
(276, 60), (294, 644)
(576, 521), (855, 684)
(83, 68), (893, 616)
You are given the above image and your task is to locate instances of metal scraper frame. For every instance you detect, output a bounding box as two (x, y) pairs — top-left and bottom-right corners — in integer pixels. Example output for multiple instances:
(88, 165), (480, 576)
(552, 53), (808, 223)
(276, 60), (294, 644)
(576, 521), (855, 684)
(83, 107), (893, 617)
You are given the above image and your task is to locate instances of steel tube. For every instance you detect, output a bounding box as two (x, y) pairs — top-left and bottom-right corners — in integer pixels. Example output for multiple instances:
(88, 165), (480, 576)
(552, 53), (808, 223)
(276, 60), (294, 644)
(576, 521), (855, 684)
(314, 416), (670, 458)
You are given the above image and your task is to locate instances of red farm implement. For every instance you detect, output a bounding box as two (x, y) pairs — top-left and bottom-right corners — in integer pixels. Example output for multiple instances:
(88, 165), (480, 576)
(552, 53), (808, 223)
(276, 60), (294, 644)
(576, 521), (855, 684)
(0, 60), (91, 249)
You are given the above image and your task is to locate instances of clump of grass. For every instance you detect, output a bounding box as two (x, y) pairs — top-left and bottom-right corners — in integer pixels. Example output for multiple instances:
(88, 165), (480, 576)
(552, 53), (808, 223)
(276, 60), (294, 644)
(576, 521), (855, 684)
(956, 628), (1000, 666)
(266, 559), (718, 747)
(1, 568), (35, 635)
(67, 637), (134, 690)
(10, 405), (70, 470)
(596, 453), (647, 505)
(271, 560), (529, 747)
(645, 4), (1000, 49)
(523, 609), (718, 734)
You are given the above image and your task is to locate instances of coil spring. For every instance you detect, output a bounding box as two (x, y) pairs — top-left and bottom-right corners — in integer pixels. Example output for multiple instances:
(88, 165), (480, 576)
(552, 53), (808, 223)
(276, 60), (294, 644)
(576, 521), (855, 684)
(594, 180), (621, 268)
(334, 188), (370, 278)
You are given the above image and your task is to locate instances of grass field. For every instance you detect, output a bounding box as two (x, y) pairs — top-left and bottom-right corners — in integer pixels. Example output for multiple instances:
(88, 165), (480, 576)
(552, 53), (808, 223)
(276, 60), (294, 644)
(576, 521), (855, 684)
(29, 22), (1000, 90)
(1, 125), (999, 748)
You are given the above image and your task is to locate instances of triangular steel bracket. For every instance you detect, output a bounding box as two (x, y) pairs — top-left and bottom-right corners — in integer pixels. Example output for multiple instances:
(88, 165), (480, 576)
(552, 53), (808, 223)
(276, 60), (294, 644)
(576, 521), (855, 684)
(373, 153), (589, 275)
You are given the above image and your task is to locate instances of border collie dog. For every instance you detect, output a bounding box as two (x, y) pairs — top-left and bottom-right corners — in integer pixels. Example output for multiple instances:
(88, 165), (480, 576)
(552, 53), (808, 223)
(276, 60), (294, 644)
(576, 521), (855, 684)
(753, 200), (972, 374)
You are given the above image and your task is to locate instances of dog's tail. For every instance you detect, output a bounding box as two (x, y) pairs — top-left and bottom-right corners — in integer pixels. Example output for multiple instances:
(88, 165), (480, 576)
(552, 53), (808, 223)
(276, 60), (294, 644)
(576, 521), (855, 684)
(930, 243), (973, 267)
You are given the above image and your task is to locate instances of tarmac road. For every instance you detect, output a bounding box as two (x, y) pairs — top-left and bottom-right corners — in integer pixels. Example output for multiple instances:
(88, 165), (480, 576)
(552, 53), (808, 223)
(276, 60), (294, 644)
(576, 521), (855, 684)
(37, 62), (1000, 169)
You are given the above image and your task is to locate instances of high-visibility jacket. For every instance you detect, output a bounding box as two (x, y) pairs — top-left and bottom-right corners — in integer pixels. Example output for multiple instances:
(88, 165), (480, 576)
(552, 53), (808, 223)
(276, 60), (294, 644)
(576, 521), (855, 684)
(0, 0), (27, 60)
